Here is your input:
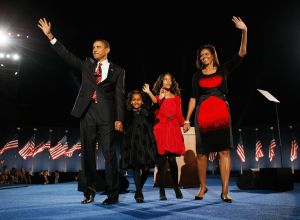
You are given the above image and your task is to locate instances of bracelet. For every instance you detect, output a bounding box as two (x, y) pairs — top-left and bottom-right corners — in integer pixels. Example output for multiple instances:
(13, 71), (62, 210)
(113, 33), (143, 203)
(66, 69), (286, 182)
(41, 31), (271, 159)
(184, 121), (190, 124)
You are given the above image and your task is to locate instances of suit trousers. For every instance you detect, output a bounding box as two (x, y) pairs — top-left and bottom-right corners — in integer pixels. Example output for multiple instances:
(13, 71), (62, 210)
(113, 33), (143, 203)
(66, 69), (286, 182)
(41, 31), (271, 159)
(80, 101), (119, 199)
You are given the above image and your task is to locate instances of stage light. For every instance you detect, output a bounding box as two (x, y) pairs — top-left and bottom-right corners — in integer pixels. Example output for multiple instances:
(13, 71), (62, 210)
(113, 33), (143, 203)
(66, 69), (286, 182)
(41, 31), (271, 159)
(12, 54), (20, 60)
(0, 28), (28, 74)
(0, 52), (21, 61)
(0, 31), (10, 46)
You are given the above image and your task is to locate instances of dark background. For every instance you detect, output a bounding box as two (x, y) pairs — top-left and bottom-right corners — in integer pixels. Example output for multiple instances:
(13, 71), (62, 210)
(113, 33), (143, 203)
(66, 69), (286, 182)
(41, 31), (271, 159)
(1, 0), (300, 133)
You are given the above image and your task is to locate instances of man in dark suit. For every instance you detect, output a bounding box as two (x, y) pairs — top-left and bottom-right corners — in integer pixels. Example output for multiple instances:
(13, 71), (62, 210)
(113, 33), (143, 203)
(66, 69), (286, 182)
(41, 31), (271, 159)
(38, 18), (125, 205)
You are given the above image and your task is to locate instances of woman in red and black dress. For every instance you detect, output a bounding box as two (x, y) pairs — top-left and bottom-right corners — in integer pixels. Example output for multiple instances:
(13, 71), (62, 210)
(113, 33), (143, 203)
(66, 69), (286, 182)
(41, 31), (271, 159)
(143, 72), (185, 200)
(183, 16), (247, 203)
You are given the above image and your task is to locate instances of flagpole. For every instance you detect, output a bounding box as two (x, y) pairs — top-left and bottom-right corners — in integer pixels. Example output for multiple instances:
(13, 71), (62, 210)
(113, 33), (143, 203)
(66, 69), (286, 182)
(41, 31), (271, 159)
(48, 156), (51, 173)
(31, 128), (37, 173)
(96, 142), (99, 170)
(255, 128), (260, 169)
(64, 156), (67, 173)
(15, 127), (21, 168)
(289, 126), (294, 174)
(270, 126), (274, 166)
(14, 154), (17, 168)
(238, 129), (243, 175)
(275, 103), (283, 168)
(65, 129), (68, 173)
(48, 129), (53, 173)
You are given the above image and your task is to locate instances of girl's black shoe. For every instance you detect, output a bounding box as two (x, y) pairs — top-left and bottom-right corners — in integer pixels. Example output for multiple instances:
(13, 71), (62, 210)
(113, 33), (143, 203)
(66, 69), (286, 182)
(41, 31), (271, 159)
(174, 186), (183, 199)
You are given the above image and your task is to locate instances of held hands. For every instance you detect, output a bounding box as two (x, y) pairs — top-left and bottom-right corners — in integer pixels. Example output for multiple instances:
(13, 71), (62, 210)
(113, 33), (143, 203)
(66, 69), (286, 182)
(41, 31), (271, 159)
(232, 16), (247, 31)
(183, 123), (190, 133)
(37, 18), (54, 40)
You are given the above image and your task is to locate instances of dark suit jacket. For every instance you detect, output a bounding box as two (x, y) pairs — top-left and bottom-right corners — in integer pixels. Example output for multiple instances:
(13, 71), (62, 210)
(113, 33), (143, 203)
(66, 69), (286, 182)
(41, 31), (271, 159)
(51, 41), (125, 122)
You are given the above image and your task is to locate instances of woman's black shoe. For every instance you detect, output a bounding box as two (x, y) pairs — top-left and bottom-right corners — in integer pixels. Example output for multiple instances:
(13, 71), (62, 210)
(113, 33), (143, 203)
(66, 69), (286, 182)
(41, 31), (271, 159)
(220, 193), (232, 203)
(194, 187), (208, 200)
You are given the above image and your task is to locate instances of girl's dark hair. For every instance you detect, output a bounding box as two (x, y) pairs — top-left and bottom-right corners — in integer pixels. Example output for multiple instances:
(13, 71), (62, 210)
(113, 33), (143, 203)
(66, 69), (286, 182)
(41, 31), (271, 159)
(152, 72), (181, 96)
(126, 90), (145, 110)
(196, 44), (219, 70)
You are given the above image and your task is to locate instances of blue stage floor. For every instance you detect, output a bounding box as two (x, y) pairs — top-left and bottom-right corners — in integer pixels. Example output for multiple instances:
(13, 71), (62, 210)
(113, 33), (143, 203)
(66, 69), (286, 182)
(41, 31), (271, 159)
(1, 175), (300, 220)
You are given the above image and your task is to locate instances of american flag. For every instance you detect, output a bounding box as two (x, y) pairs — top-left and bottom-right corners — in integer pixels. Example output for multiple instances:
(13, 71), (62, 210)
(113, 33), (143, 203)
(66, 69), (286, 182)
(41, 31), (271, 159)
(236, 143), (246, 163)
(32, 140), (51, 157)
(290, 139), (298, 162)
(0, 136), (18, 155)
(18, 137), (35, 160)
(269, 139), (276, 162)
(208, 152), (217, 162)
(255, 140), (264, 161)
(49, 136), (68, 160)
(65, 141), (81, 158)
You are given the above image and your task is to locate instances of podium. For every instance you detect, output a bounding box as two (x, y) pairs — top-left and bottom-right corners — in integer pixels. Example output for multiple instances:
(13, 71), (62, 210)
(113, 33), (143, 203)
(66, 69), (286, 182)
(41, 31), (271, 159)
(153, 127), (199, 188)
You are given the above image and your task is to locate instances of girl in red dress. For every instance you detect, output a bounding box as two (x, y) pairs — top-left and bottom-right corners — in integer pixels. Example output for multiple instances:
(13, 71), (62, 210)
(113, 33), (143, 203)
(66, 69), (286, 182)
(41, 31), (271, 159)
(143, 72), (185, 200)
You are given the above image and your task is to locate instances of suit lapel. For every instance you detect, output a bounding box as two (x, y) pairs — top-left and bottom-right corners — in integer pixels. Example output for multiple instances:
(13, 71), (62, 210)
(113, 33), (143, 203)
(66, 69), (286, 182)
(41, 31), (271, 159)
(87, 58), (97, 80)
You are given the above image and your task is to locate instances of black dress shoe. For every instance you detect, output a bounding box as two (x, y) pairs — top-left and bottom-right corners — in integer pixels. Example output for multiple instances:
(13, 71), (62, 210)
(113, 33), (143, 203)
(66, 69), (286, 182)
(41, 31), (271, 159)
(220, 193), (232, 203)
(194, 187), (208, 200)
(174, 186), (183, 199)
(159, 189), (167, 200)
(102, 197), (119, 205)
(81, 191), (95, 204)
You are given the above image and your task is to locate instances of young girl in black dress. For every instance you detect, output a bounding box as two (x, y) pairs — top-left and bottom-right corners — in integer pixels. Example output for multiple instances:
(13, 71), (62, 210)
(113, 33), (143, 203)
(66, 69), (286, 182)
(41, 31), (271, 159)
(120, 90), (157, 203)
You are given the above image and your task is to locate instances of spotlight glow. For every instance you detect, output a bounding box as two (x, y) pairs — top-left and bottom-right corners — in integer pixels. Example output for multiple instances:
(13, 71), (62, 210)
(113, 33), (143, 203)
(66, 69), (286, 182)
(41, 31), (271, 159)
(12, 54), (20, 60)
(0, 31), (9, 46)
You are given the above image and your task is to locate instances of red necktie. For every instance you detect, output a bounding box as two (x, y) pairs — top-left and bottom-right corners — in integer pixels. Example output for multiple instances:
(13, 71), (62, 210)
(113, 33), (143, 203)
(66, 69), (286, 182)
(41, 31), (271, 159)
(92, 63), (102, 102)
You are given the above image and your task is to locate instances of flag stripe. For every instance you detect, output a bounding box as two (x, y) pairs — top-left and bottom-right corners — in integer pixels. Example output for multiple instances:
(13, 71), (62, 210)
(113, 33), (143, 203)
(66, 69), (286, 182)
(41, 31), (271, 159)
(255, 140), (264, 162)
(32, 141), (51, 157)
(0, 139), (18, 155)
(49, 136), (68, 160)
(236, 143), (246, 162)
(65, 143), (81, 158)
(269, 139), (276, 162)
(18, 139), (35, 160)
(208, 152), (217, 162)
(291, 139), (298, 162)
